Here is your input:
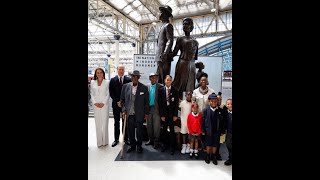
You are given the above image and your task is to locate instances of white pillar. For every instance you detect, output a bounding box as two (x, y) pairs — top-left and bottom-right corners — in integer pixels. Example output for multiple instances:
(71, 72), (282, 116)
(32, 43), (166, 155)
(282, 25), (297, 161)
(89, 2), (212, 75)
(114, 34), (121, 68)
(115, 40), (119, 68)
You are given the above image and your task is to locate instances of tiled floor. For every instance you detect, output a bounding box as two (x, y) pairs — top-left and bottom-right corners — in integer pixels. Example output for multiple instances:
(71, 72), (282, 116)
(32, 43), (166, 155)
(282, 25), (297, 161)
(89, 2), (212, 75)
(88, 117), (232, 180)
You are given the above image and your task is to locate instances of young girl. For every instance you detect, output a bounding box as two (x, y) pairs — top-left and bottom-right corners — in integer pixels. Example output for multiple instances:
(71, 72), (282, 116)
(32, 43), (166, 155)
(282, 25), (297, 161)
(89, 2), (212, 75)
(215, 92), (227, 161)
(179, 91), (193, 154)
(187, 103), (202, 159)
(202, 93), (223, 165)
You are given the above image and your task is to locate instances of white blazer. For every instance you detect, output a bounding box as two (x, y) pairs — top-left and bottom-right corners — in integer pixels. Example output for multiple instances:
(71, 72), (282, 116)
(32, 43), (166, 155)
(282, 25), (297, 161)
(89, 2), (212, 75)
(192, 87), (215, 113)
(90, 79), (110, 106)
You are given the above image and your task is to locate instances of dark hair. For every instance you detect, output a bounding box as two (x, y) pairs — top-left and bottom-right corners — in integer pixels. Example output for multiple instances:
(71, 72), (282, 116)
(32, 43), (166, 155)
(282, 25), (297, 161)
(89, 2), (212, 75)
(195, 62), (205, 70)
(165, 75), (172, 80)
(93, 68), (105, 80)
(199, 75), (208, 81)
(197, 72), (208, 81)
(218, 92), (222, 96)
(183, 17), (194, 32)
(191, 103), (199, 109)
(186, 91), (193, 96)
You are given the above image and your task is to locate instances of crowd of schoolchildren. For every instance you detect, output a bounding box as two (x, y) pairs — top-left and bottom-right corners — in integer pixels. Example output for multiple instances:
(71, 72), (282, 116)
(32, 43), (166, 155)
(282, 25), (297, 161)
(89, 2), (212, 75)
(177, 91), (232, 165)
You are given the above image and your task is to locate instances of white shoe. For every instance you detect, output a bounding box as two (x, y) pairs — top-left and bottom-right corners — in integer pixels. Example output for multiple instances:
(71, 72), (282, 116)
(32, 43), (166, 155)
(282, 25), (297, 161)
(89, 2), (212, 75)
(181, 144), (187, 154)
(185, 144), (191, 153)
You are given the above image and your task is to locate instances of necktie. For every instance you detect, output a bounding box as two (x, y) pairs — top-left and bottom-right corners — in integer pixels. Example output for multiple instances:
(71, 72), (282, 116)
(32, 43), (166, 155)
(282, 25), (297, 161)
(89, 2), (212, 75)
(120, 77), (123, 86)
(166, 88), (170, 105)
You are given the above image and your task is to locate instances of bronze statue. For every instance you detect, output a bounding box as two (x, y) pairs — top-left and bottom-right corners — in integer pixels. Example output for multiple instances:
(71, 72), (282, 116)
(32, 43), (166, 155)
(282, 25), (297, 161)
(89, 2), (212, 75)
(171, 17), (199, 99)
(195, 62), (208, 88)
(155, 5), (174, 84)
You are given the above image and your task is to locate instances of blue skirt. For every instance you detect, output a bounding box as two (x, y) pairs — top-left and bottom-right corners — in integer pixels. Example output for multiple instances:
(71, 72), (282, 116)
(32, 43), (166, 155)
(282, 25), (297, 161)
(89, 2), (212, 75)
(204, 133), (220, 147)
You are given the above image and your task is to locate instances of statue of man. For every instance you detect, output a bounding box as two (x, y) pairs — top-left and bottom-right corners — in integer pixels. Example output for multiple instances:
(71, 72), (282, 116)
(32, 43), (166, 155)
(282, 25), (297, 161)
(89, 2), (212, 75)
(155, 5), (174, 84)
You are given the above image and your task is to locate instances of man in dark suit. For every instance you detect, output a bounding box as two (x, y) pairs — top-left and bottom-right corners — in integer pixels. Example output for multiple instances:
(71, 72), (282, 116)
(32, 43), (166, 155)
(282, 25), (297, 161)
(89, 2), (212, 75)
(121, 70), (149, 153)
(158, 75), (179, 155)
(109, 64), (131, 147)
(146, 73), (163, 149)
(155, 5), (174, 84)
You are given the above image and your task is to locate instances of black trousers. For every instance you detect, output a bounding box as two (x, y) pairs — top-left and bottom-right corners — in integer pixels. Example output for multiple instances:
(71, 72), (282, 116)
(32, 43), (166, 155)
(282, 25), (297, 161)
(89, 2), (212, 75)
(216, 141), (221, 155)
(113, 105), (128, 142)
(226, 132), (232, 161)
(156, 60), (171, 84)
(128, 115), (144, 147)
(161, 115), (176, 151)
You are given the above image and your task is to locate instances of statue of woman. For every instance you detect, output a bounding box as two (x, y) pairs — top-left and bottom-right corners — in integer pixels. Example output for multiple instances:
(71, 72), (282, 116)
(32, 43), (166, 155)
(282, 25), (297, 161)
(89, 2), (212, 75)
(171, 17), (199, 99)
(195, 62), (208, 88)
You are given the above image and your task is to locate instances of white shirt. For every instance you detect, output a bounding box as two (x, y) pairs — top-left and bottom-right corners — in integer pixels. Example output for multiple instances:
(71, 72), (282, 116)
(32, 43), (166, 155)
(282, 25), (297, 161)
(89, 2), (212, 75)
(210, 106), (217, 112)
(192, 112), (199, 117)
(165, 86), (171, 105)
(118, 75), (123, 84)
(131, 83), (138, 95)
(165, 86), (171, 92)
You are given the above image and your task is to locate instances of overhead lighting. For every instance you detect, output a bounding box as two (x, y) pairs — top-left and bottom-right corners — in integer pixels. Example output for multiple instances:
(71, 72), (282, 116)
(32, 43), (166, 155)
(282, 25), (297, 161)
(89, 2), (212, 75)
(152, 22), (157, 25)
(211, 8), (216, 12)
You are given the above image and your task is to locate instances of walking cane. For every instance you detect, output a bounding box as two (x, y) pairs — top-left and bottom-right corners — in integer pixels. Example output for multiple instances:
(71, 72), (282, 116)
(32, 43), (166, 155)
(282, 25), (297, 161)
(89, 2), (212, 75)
(120, 113), (127, 159)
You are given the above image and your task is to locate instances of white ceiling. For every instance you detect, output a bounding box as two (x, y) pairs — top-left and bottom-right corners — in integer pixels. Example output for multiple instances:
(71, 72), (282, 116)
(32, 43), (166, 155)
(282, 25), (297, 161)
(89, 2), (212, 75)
(104, 0), (232, 24)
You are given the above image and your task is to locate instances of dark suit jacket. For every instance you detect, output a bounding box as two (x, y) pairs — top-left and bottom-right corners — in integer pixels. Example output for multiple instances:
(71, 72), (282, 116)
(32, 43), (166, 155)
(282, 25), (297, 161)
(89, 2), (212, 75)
(148, 83), (163, 114)
(155, 22), (174, 63)
(202, 107), (223, 136)
(109, 75), (131, 108)
(121, 82), (149, 122)
(158, 86), (179, 118)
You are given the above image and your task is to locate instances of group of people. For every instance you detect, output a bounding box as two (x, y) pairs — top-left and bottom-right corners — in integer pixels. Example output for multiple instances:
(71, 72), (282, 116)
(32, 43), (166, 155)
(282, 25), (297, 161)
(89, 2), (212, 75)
(88, 5), (232, 166)
(89, 64), (232, 166)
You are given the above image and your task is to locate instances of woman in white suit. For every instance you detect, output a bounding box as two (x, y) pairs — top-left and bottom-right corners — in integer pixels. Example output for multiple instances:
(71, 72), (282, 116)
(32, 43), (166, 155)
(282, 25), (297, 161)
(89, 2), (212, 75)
(192, 76), (215, 113)
(90, 68), (110, 147)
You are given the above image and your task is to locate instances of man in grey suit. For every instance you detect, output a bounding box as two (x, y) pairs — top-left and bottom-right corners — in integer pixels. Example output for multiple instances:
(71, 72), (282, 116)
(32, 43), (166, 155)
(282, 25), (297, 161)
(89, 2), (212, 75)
(121, 70), (149, 153)
(155, 5), (174, 84)
(145, 73), (163, 149)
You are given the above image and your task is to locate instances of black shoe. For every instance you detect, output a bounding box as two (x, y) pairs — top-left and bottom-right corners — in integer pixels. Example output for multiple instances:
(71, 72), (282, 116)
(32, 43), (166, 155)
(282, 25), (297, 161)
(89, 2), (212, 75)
(212, 154), (217, 165)
(111, 140), (119, 147)
(145, 141), (154, 146)
(126, 146), (136, 153)
(153, 144), (160, 149)
(216, 154), (222, 161)
(161, 146), (167, 152)
(224, 159), (232, 166)
(125, 140), (130, 145)
(195, 152), (199, 159)
(170, 149), (175, 155)
(189, 152), (193, 158)
(205, 154), (210, 164)
(137, 146), (143, 153)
